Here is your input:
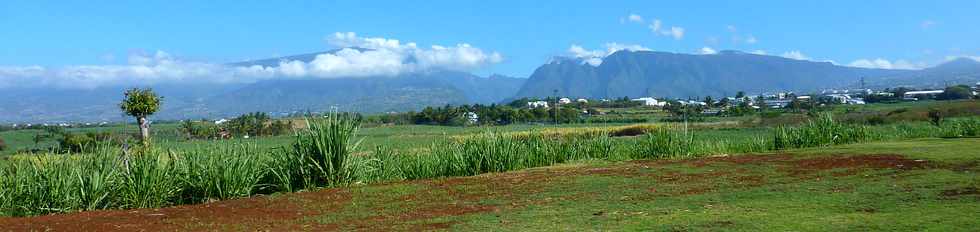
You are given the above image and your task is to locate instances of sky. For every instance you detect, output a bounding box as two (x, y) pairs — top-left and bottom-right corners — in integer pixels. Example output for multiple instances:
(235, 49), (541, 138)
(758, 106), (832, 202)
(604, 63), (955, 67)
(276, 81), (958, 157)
(1, 0), (978, 88)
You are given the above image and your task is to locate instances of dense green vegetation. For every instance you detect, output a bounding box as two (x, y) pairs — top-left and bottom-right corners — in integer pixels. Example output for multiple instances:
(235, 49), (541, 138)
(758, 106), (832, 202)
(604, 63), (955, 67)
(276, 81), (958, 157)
(179, 112), (293, 140)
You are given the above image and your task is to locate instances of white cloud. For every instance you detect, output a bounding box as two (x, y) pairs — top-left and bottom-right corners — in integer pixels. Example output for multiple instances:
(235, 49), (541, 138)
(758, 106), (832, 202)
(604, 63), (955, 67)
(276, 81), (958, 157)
(848, 58), (925, 70)
(699, 47), (718, 55)
(781, 51), (811, 61)
(662, 26), (685, 40)
(0, 32), (504, 89)
(0, 52), (270, 89)
(726, 25), (737, 32)
(745, 35), (757, 44)
(567, 43), (651, 66)
(945, 55), (980, 62)
(648, 19), (662, 32)
(750, 50), (767, 55)
(921, 20), (936, 29)
(628, 14), (644, 23)
(636, 18), (682, 40)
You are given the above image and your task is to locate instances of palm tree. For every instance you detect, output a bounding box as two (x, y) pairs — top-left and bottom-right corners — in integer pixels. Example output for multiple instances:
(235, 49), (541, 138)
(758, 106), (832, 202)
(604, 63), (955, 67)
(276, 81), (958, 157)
(119, 88), (162, 146)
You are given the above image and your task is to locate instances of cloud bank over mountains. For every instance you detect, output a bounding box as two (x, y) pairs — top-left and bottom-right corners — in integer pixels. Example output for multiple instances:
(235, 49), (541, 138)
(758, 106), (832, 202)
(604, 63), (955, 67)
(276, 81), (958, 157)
(568, 43), (652, 66)
(0, 32), (503, 89)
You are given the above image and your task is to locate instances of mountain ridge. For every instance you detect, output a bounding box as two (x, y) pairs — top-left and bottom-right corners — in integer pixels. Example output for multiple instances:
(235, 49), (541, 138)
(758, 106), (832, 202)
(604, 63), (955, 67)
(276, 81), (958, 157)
(514, 50), (977, 99)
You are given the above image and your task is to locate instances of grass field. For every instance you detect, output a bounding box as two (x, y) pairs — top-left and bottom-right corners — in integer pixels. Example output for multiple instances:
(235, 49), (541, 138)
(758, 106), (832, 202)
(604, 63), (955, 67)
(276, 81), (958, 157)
(3, 100), (974, 157)
(0, 100), (977, 230)
(1, 138), (975, 231)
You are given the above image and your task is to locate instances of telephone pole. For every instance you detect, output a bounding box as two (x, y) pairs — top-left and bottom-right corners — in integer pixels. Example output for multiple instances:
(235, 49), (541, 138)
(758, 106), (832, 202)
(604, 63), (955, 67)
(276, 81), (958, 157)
(553, 89), (559, 126)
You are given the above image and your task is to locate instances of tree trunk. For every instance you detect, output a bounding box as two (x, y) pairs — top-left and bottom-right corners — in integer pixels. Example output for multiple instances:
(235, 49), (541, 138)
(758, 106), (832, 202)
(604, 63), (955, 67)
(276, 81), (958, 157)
(138, 116), (150, 146)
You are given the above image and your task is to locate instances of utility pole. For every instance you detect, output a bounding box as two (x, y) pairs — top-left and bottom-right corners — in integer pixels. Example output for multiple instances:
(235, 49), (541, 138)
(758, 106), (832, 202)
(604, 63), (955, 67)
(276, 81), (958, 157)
(553, 89), (559, 126)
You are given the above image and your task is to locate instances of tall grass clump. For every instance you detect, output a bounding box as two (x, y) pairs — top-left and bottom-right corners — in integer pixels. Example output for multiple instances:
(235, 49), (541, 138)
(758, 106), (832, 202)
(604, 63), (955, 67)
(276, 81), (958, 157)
(630, 127), (695, 159)
(772, 113), (878, 150)
(940, 117), (980, 138)
(178, 143), (267, 202)
(388, 131), (616, 180)
(117, 150), (182, 209)
(355, 145), (406, 183)
(268, 114), (362, 191)
(0, 144), (120, 216)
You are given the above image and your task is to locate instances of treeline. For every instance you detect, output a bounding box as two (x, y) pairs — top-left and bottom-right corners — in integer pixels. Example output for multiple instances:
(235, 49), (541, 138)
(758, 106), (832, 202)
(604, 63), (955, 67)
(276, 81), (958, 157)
(865, 85), (976, 103)
(181, 112), (293, 140)
(14, 126), (136, 154)
(365, 104), (580, 126)
(363, 97), (652, 126)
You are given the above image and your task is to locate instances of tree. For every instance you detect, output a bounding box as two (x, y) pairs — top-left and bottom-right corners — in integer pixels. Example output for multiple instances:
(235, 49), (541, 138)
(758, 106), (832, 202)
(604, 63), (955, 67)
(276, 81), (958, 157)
(718, 97), (731, 107)
(703, 96), (715, 107)
(0, 137), (6, 151)
(939, 85), (972, 100)
(120, 88), (162, 146)
(755, 95), (768, 111)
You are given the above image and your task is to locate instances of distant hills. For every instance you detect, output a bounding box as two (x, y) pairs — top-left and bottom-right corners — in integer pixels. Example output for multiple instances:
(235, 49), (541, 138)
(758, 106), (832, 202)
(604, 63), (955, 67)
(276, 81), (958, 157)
(0, 49), (524, 123)
(214, 50), (525, 114)
(515, 50), (980, 99)
(202, 70), (524, 115)
(1, 49), (978, 123)
(867, 58), (980, 89)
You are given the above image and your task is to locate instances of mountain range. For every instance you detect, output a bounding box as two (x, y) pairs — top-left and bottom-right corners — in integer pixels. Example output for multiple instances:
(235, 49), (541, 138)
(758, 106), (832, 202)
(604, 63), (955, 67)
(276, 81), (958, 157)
(1, 49), (978, 123)
(515, 50), (980, 99)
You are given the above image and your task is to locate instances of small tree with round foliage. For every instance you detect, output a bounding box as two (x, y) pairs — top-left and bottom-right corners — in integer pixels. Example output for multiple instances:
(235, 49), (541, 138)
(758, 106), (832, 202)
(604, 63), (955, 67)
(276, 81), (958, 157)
(120, 88), (162, 146)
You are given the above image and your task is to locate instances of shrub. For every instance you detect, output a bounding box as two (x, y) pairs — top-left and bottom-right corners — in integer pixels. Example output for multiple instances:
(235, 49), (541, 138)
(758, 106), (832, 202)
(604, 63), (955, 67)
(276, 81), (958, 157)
(0, 138), (6, 151)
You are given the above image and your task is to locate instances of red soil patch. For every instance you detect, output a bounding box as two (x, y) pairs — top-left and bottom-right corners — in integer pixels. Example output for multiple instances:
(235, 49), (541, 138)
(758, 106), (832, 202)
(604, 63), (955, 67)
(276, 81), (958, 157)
(784, 154), (930, 178)
(0, 189), (352, 231)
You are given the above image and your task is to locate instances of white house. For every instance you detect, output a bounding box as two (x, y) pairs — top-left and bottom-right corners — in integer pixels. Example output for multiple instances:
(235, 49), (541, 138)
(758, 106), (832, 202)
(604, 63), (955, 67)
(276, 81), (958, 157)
(576, 98), (589, 103)
(558, 98), (572, 104)
(464, 112), (479, 124)
(631, 97), (666, 107)
(214, 118), (230, 124)
(527, 101), (549, 108)
(825, 94), (866, 105)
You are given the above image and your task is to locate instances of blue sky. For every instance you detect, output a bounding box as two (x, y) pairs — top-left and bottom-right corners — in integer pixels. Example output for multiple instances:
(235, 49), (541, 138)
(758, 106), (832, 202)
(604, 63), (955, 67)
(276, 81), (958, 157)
(1, 0), (978, 83)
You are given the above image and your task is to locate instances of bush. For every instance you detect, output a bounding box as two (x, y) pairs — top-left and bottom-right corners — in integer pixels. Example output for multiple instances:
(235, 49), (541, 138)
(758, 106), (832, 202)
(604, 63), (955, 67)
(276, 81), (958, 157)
(0, 138), (6, 151)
